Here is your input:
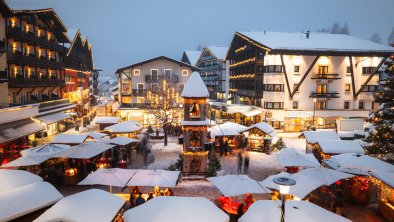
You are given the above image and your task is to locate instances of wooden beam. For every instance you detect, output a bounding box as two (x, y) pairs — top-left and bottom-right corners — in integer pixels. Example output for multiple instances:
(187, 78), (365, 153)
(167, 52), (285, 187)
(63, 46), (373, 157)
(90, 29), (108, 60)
(355, 58), (386, 97)
(280, 54), (291, 98)
(16, 88), (23, 95)
(30, 87), (36, 94)
(348, 56), (357, 98)
(290, 56), (320, 98)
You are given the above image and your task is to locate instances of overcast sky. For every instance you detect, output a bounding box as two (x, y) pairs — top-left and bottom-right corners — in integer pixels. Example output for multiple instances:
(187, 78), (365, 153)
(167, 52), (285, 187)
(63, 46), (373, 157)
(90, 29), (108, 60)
(7, 0), (394, 77)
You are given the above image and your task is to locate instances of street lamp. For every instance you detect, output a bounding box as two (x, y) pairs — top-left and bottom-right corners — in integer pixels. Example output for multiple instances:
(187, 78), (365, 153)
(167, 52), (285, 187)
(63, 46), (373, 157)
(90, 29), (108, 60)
(273, 177), (296, 222)
(312, 98), (317, 128)
(104, 99), (108, 117)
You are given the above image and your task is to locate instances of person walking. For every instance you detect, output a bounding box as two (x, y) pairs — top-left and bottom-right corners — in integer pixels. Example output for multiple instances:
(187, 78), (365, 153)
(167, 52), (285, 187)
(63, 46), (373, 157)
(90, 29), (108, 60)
(135, 192), (146, 206)
(244, 149), (250, 174)
(238, 148), (244, 174)
(219, 137), (225, 156)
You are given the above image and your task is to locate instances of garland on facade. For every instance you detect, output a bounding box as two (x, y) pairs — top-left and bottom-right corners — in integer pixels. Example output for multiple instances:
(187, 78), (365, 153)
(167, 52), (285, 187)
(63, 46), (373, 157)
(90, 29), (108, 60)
(235, 45), (247, 53)
(229, 57), (256, 68)
(183, 126), (208, 131)
(229, 74), (256, 79)
(184, 98), (206, 105)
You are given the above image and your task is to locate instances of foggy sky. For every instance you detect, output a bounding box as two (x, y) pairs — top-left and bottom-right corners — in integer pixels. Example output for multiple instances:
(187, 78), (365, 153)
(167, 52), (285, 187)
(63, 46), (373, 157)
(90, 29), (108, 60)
(6, 0), (394, 77)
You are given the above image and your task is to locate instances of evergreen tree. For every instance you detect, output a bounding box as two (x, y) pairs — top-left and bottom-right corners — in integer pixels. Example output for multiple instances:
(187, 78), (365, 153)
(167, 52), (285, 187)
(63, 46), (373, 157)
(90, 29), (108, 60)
(364, 56), (394, 163)
(369, 33), (382, 43)
(272, 137), (285, 151)
(388, 27), (394, 45)
(206, 152), (221, 177)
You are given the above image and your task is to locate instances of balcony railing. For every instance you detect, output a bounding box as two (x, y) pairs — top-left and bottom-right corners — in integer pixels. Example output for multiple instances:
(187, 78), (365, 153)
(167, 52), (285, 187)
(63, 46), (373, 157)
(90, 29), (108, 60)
(121, 103), (145, 109)
(38, 98), (70, 111)
(310, 92), (340, 98)
(145, 74), (179, 83)
(311, 73), (341, 80)
(132, 89), (146, 96)
(9, 78), (65, 88)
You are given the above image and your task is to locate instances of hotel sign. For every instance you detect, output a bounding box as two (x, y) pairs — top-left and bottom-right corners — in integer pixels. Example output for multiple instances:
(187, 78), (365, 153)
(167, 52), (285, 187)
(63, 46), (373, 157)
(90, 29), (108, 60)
(286, 111), (313, 118)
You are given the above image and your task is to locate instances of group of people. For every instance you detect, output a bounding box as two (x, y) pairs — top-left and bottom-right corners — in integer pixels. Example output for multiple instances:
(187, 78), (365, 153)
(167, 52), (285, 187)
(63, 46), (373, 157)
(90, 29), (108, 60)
(216, 137), (234, 156)
(129, 186), (174, 208)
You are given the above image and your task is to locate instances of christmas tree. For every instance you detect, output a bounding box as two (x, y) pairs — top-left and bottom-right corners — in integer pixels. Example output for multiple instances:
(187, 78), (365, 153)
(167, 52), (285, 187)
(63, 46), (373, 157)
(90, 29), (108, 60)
(206, 152), (221, 177)
(272, 137), (285, 151)
(364, 55), (394, 163)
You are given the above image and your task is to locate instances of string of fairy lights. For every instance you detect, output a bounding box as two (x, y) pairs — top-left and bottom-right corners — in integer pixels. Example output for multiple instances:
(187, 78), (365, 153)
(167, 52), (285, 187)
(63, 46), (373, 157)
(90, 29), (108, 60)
(229, 74), (256, 79)
(229, 57), (256, 68)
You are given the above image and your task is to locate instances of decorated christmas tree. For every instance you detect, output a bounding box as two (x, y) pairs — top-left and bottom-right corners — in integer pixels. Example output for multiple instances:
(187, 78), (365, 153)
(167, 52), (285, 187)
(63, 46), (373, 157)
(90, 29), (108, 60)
(364, 55), (394, 163)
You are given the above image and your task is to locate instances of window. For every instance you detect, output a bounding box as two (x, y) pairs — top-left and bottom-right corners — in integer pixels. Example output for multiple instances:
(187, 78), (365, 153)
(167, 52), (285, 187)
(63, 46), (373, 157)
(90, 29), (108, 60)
(344, 101), (350, 109)
(179, 84), (184, 93)
(264, 84), (284, 92)
(362, 67), (376, 74)
(122, 83), (131, 94)
(294, 66), (300, 73)
(182, 70), (189, 76)
(293, 84), (299, 93)
(316, 101), (327, 110)
(137, 83), (144, 90)
(264, 65), (282, 73)
(257, 66), (264, 73)
(137, 97), (145, 104)
(164, 69), (171, 78)
(189, 102), (201, 118)
(362, 85), (378, 92)
(151, 69), (158, 80)
(359, 101), (365, 109)
(345, 84), (351, 92)
(264, 102), (284, 109)
(316, 84), (327, 94)
(133, 69), (140, 76)
(318, 66), (328, 74)
(346, 66), (351, 75)
(293, 101), (299, 109)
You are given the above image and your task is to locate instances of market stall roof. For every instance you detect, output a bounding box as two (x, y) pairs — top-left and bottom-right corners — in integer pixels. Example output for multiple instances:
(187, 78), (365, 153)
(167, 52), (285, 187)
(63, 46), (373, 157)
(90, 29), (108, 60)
(209, 127), (240, 137)
(1, 155), (50, 167)
(0, 169), (42, 192)
(79, 168), (138, 187)
(327, 153), (394, 173)
(260, 172), (322, 199)
(53, 142), (115, 159)
(123, 196), (229, 222)
(0, 118), (45, 144)
(238, 200), (281, 222)
(207, 174), (271, 196)
(213, 122), (247, 133)
(181, 119), (210, 126)
(0, 182), (63, 222)
(322, 159), (370, 176)
(181, 71), (209, 98)
(34, 189), (125, 222)
(87, 132), (108, 139)
(127, 169), (181, 188)
(34, 112), (71, 124)
(109, 136), (140, 146)
(240, 107), (263, 117)
(242, 122), (277, 137)
(51, 133), (88, 145)
(104, 121), (142, 133)
(94, 116), (120, 124)
(301, 131), (341, 143)
(370, 171), (394, 188)
(317, 140), (365, 154)
(277, 148), (320, 168)
(20, 144), (70, 157)
(296, 167), (353, 186)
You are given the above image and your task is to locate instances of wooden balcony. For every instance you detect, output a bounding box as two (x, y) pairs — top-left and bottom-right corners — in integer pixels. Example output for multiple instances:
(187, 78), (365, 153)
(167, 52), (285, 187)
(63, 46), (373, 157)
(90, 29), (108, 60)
(309, 92), (339, 98)
(9, 77), (65, 88)
(132, 89), (146, 96)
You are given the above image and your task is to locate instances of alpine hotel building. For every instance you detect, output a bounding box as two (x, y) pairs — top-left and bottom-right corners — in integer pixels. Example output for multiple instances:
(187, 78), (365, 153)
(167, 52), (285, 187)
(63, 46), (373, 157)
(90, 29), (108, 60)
(227, 31), (394, 131)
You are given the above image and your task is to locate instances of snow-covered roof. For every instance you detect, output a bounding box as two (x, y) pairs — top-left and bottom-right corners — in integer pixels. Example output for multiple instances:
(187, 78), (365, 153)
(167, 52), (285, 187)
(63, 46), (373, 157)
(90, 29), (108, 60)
(370, 171), (394, 188)
(0, 170), (43, 193)
(181, 72), (209, 98)
(302, 131), (341, 144)
(238, 31), (394, 54)
(317, 140), (365, 154)
(53, 142), (115, 159)
(35, 112), (71, 124)
(51, 133), (88, 145)
(242, 122), (277, 137)
(207, 46), (228, 60)
(328, 153), (394, 173)
(184, 50), (202, 66)
(94, 116), (120, 124)
(104, 120), (141, 133)
(0, 182), (63, 222)
(110, 136), (140, 146)
(209, 122), (247, 137)
(34, 189), (125, 222)
(181, 119), (210, 126)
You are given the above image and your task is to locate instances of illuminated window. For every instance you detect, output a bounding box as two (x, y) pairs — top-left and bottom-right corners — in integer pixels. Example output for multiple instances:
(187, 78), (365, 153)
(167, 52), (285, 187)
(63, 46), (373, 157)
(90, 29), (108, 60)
(134, 69), (140, 76)
(182, 70), (188, 76)
(318, 66), (328, 74)
(189, 102), (200, 118)
(345, 84), (351, 92)
(137, 97), (145, 104)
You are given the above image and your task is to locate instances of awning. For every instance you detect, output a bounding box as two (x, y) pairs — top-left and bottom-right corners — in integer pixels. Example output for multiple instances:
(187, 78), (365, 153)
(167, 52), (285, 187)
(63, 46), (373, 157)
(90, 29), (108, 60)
(240, 108), (263, 117)
(35, 112), (71, 125)
(0, 119), (45, 144)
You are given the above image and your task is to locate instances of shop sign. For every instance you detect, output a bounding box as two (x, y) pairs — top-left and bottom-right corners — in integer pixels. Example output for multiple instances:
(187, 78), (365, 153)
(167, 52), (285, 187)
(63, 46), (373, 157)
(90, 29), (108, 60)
(286, 111), (313, 118)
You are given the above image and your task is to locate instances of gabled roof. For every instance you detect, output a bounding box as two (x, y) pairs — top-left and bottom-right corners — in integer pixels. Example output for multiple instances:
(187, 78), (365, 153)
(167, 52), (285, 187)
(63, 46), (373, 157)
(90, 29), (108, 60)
(234, 31), (394, 56)
(116, 56), (201, 74)
(183, 50), (201, 66)
(206, 46), (228, 60)
(12, 8), (68, 33)
(181, 71), (209, 98)
(0, 0), (12, 16)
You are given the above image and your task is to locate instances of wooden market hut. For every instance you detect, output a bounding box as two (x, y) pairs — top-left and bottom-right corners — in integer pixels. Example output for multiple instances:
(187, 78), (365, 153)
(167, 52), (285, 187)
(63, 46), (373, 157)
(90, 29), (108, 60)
(241, 122), (277, 153)
(370, 171), (394, 222)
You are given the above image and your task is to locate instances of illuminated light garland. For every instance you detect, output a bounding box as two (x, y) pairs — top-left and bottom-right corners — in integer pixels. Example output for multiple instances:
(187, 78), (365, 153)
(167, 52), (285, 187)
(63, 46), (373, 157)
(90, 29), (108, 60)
(229, 74), (256, 79)
(369, 176), (394, 201)
(229, 57), (256, 68)
(182, 151), (209, 156)
(229, 88), (237, 92)
(235, 45), (247, 53)
(235, 32), (271, 51)
(182, 126), (208, 131)
(184, 98), (206, 104)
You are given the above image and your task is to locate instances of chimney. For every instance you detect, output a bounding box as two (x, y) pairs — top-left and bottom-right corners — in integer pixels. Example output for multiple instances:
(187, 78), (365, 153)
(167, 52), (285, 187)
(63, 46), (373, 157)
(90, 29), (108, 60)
(306, 31), (310, 39)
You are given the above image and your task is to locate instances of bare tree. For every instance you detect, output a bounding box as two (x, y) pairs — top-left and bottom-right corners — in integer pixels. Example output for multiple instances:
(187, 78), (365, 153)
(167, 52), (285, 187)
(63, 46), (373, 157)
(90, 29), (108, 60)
(145, 73), (183, 146)
(369, 33), (382, 43)
(316, 22), (350, 35)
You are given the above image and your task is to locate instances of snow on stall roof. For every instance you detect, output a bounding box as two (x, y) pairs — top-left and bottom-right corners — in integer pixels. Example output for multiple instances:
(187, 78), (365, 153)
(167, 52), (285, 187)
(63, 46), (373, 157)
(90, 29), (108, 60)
(34, 189), (125, 222)
(329, 153), (394, 173)
(51, 133), (88, 144)
(370, 171), (394, 188)
(35, 112), (71, 124)
(181, 119), (210, 126)
(207, 46), (229, 60)
(238, 31), (394, 53)
(0, 170), (43, 193)
(184, 50), (202, 66)
(243, 122), (277, 137)
(302, 131), (341, 144)
(94, 116), (120, 124)
(0, 182), (63, 222)
(181, 72), (209, 98)
(104, 121), (141, 133)
(53, 142), (115, 159)
(317, 140), (365, 154)
(87, 132), (108, 139)
(109, 136), (140, 146)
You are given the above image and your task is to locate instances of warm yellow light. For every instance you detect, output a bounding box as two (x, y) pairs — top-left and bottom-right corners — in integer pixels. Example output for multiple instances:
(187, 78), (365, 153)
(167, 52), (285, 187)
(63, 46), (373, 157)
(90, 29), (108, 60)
(279, 184), (290, 195)
(37, 30), (41, 37)
(319, 56), (329, 65)
(12, 43), (16, 52)
(11, 19), (15, 28)
(293, 56), (301, 65)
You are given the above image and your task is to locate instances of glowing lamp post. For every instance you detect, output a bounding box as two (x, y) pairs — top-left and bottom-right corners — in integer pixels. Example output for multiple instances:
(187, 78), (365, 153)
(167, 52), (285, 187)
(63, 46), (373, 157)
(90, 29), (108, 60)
(312, 98), (317, 128)
(273, 177), (296, 222)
